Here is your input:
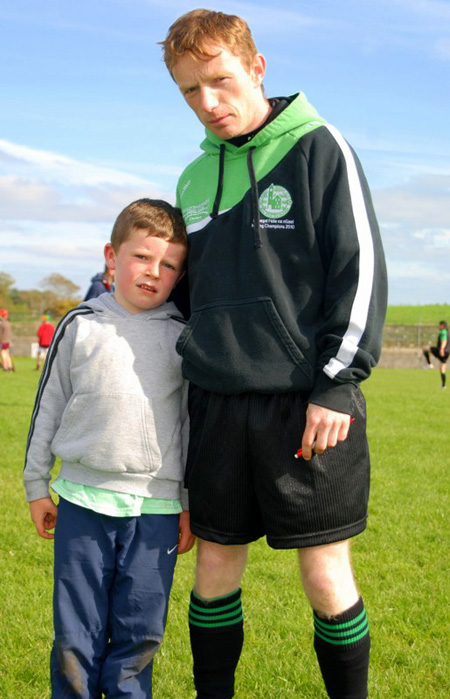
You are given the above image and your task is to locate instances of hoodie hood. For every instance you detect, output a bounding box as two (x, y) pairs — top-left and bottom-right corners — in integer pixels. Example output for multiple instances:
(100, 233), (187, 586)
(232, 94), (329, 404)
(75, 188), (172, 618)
(177, 93), (326, 245)
(200, 93), (325, 248)
(80, 292), (184, 323)
(200, 92), (325, 155)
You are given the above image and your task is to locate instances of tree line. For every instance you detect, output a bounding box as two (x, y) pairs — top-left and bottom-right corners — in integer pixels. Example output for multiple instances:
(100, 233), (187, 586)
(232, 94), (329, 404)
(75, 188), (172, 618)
(0, 271), (82, 320)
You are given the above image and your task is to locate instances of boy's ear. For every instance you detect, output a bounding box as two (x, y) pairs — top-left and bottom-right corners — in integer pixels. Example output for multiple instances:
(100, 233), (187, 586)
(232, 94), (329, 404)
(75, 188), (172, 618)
(175, 269), (186, 285)
(104, 242), (116, 271)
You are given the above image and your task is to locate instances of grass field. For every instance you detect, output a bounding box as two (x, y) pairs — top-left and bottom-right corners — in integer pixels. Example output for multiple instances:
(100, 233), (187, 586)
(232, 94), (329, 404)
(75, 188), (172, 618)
(0, 358), (448, 698)
(384, 304), (450, 326)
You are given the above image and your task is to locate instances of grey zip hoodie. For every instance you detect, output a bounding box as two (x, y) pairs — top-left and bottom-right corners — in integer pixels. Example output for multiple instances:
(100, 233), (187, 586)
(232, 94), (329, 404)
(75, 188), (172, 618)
(24, 294), (189, 509)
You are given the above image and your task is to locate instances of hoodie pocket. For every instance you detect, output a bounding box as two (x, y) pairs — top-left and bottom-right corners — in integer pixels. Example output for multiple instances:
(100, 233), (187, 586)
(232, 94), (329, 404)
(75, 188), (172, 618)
(176, 297), (313, 392)
(51, 393), (161, 473)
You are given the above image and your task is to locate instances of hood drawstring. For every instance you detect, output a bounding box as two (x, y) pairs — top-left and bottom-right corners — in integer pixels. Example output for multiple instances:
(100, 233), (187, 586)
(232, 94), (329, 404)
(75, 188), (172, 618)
(211, 143), (262, 249)
(247, 147), (262, 249)
(211, 144), (225, 219)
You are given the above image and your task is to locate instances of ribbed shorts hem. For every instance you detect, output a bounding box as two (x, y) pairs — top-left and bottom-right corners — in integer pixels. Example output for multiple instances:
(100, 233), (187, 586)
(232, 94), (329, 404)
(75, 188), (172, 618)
(190, 522), (264, 546)
(190, 516), (367, 550)
(267, 516), (367, 549)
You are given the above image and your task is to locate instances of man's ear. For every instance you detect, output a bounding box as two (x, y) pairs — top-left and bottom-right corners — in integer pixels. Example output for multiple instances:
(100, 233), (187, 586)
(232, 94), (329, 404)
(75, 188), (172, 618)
(104, 242), (116, 271)
(250, 53), (266, 87)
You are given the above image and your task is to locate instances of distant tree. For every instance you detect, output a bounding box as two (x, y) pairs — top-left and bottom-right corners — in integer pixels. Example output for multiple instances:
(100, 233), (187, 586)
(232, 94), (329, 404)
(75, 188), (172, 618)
(53, 299), (80, 316)
(0, 271), (81, 318)
(0, 271), (15, 291)
(8, 288), (21, 304)
(0, 271), (15, 307)
(16, 289), (57, 315)
(40, 274), (81, 300)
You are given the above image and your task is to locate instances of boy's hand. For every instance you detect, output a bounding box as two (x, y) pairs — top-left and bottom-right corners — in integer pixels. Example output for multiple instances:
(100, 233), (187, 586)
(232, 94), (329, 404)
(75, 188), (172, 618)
(178, 510), (196, 554)
(29, 497), (58, 539)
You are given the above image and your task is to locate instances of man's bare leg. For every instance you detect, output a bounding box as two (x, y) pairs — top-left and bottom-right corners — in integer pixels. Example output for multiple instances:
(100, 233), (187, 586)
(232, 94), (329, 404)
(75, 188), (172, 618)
(299, 540), (371, 699)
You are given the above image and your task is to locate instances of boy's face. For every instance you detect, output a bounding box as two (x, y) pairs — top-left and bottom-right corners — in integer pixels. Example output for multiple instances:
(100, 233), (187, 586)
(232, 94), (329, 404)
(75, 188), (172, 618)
(104, 229), (186, 314)
(172, 44), (268, 139)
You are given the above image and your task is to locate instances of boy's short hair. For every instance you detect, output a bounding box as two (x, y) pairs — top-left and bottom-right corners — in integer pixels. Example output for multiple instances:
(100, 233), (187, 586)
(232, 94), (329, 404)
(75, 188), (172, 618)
(160, 9), (258, 74)
(111, 199), (187, 250)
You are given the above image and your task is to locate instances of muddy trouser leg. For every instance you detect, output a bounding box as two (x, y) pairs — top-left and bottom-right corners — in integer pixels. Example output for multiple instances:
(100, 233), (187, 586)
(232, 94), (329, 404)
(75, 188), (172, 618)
(51, 499), (178, 698)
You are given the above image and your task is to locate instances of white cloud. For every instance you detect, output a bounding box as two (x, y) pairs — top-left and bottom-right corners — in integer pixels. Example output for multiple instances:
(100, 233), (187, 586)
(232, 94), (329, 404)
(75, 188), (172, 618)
(372, 171), (450, 303)
(1, 137), (449, 305)
(412, 228), (450, 248)
(387, 260), (440, 280)
(0, 139), (174, 224)
(0, 139), (154, 188)
(0, 139), (175, 292)
(373, 173), (450, 229)
(0, 219), (112, 293)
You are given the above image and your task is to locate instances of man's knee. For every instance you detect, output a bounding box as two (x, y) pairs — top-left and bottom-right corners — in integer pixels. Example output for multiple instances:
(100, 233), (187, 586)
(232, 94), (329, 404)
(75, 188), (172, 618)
(298, 540), (358, 614)
(195, 540), (248, 598)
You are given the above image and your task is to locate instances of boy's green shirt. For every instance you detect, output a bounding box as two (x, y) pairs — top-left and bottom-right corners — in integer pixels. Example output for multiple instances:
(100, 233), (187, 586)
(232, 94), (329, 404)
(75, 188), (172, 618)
(52, 478), (182, 517)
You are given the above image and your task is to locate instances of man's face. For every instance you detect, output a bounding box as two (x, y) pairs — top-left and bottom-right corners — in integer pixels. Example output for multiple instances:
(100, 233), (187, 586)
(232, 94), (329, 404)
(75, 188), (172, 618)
(104, 230), (186, 314)
(172, 44), (269, 139)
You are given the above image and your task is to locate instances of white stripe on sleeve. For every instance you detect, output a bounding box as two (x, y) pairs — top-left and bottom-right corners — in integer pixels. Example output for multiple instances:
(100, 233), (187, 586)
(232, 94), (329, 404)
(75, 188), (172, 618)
(322, 124), (375, 379)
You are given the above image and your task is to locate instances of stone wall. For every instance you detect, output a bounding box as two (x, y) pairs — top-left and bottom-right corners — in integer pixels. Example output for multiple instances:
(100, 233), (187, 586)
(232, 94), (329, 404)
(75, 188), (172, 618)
(12, 336), (37, 357)
(378, 347), (423, 369)
(12, 330), (433, 369)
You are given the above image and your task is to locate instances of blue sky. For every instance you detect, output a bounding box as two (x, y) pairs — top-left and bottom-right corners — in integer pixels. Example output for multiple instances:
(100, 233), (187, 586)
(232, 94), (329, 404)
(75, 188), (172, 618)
(1, 0), (449, 304)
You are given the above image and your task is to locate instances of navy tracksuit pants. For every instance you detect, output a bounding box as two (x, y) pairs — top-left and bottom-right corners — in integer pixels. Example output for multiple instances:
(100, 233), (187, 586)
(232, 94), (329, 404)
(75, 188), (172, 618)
(51, 498), (179, 698)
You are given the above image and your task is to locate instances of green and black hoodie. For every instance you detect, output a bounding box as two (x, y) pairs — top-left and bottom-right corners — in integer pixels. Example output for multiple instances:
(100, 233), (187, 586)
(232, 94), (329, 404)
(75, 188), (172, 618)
(176, 92), (387, 415)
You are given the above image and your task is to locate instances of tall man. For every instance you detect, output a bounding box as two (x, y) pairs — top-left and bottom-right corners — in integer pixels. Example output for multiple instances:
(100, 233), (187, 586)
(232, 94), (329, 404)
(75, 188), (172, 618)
(161, 10), (387, 698)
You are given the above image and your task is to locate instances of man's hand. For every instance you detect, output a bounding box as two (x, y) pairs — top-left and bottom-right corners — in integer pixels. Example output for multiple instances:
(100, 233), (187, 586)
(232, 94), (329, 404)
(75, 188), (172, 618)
(301, 403), (352, 461)
(29, 497), (58, 539)
(178, 510), (196, 554)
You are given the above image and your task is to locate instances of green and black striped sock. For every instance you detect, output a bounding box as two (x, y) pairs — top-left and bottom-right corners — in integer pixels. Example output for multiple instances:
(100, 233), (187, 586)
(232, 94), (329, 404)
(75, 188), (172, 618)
(189, 588), (244, 699)
(313, 596), (371, 699)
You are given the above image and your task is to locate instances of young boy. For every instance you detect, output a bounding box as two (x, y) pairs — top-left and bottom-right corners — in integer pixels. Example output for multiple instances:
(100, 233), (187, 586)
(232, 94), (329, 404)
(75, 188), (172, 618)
(35, 314), (55, 370)
(23, 198), (195, 699)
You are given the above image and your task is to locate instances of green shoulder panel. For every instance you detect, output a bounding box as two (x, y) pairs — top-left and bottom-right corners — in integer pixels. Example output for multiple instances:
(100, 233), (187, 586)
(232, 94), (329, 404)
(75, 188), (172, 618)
(177, 93), (326, 228)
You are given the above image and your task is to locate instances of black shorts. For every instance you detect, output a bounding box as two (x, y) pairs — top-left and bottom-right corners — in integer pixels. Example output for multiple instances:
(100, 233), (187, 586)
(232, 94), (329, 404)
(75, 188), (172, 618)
(185, 385), (370, 550)
(430, 347), (449, 362)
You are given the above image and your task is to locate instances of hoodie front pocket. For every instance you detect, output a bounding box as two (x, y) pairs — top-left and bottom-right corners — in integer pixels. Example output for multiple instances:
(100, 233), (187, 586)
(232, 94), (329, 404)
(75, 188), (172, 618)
(176, 297), (313, 393)
(51, 393), (160, 473)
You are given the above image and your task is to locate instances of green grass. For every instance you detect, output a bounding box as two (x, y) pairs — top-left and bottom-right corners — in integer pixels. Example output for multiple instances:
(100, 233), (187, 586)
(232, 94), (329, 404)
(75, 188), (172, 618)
(1, 358), (449, 697)
(384, 304), (450, 326)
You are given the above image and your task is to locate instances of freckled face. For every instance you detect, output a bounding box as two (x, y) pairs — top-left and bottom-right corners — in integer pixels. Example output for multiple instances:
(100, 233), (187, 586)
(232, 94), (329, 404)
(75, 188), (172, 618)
(104, 230), (186, 314)
(172, 44), (270, 139)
